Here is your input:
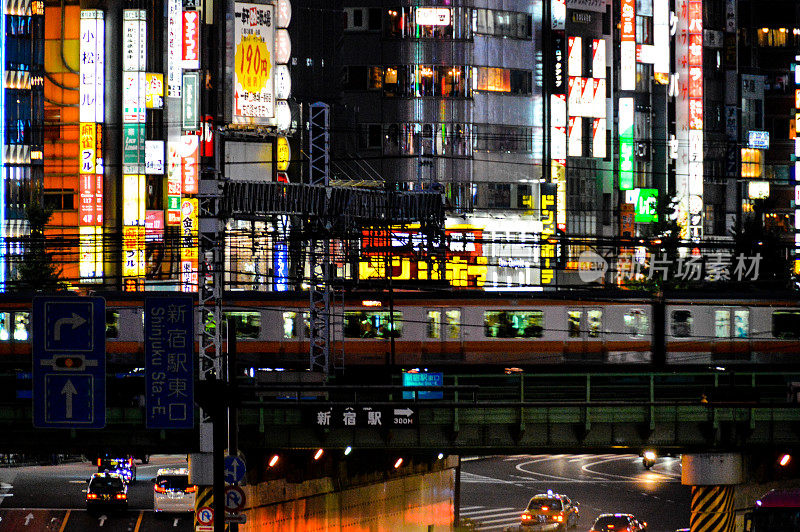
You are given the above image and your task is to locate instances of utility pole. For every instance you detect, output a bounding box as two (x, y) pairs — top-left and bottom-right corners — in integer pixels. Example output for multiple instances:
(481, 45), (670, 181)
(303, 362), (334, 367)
(191, 1), (226, 532)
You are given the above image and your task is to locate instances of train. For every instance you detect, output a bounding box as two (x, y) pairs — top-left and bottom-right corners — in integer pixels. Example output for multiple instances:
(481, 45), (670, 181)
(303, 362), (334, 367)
(1, 290), (799, 372)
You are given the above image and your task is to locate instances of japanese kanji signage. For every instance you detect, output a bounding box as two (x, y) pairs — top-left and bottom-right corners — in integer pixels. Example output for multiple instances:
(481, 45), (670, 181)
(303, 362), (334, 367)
(145, 296), (194, 429)
(233, 2), (276, 122)
(312, 406), (417, 428)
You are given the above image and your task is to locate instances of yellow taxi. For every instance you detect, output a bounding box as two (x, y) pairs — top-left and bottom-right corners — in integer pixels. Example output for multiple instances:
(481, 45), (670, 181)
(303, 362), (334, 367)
(520, 491), (580, 531)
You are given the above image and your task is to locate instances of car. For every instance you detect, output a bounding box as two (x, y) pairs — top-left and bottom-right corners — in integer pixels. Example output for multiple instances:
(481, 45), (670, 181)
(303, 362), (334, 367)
(520, 491), (579, 530)
(97, 456), (136, 484)
(154, 468), (197, 514)
(589, 514), (647, 531)
(86, 472), (128, 512)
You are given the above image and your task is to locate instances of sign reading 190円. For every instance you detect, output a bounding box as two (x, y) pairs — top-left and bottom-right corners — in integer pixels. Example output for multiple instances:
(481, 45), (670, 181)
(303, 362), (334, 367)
(233, 2), (275, 122)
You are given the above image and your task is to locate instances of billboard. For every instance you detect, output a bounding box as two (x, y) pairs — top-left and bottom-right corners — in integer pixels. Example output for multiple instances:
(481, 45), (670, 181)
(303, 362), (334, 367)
(233, 2), (276, 122)
(79, 11), (104, 123)
(620, 0), (636, 90)
(181, 10), (200, 69)
(619, 98), (634, 190)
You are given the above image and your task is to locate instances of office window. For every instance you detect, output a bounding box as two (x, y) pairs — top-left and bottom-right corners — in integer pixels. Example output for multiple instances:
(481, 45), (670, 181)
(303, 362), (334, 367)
(473, 8), (531, 39)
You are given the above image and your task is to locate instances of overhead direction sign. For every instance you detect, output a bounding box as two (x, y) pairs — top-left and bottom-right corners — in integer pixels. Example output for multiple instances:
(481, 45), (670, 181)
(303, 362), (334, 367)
(144, 296), (194, 429)
(312, 405), (418, 428)
(33, 296), (106, 428)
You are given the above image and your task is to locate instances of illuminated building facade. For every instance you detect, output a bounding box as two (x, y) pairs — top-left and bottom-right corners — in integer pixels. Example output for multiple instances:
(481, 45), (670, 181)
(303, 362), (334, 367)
(2, 2), (43, 288)
(29, 1), (293, 292)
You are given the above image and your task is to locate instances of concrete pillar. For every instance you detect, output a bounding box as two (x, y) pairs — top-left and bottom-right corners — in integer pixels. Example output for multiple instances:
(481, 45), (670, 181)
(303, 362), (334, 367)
(682, 453), (743, 532)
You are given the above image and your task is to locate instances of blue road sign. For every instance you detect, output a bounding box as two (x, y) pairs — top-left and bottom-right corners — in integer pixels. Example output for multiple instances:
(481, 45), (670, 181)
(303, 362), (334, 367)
(144, 296), (194, 429)
(33, 296), (105, 428)
(402, 372), (443, 400)
(224, 455), (246, 484)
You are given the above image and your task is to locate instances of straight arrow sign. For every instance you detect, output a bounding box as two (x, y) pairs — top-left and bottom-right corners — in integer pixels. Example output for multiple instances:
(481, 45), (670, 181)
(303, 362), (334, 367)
(394, 408), (414, 417)
(61, 379), (77, 419)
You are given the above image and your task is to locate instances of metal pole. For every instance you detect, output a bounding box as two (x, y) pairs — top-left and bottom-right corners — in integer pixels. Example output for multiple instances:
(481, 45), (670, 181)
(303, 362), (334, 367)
(227, 317), (239, 532)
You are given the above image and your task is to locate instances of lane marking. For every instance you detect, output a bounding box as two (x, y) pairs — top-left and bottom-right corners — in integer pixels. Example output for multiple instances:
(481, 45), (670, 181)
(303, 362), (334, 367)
(58, 509), (70, 532)
(460, 507), (517, 516)
(134, 511), (144, 532)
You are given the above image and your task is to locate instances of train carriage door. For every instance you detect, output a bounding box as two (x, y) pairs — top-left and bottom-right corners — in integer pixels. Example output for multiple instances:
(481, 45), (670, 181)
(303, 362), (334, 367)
(713, 308), (750, 361)
(565, 308), (603, 361)
(426, 308), (462, 360)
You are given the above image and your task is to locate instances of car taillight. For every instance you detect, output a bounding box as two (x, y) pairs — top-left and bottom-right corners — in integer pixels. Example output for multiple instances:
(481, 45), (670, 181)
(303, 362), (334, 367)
(154, 485), (167, 493)
(185, 485), (197, 493)
(556, 515), (564, 522)
(116, 493), (127, 500)
(521, 514), (531, 521)
(87, 493), (98, 500)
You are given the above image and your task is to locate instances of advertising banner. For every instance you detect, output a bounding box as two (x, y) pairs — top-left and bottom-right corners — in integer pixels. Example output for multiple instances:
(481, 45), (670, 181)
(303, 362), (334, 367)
(233, 2), (276, 121)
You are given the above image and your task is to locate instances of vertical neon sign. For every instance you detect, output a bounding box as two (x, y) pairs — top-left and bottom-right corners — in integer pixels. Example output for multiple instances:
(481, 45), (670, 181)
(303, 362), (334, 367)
(79, 10), (104, 280)
(794, 57), (800, 274)
(620, 0), (636, 90)
(619, 98), (635, 190)
(687, 0), (704, 242)
(0, 3), (5, 291)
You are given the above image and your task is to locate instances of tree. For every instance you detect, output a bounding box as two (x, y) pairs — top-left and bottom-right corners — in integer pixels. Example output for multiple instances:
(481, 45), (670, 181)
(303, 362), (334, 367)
(13, 197), (68, 292)
(730, 199), (792, 289)
(622, 195), (683, 292)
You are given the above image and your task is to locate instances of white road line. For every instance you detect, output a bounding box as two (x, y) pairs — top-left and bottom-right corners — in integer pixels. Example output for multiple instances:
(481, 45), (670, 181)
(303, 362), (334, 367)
(461, 507), (517, 516)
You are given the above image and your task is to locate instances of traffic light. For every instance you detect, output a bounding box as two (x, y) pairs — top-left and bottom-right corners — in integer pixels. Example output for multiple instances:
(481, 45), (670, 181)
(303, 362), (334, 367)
(54, 356), (84, 370)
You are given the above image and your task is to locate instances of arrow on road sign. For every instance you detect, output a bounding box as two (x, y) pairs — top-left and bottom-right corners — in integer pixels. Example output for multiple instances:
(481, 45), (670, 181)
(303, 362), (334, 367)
(53, 313), (87, 341)
(61, 379), (77, 419)
(394, 408), (414, 417)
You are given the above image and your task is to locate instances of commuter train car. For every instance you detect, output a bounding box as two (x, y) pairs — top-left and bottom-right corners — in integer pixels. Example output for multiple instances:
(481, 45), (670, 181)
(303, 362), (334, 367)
(0, 291), (798, 371)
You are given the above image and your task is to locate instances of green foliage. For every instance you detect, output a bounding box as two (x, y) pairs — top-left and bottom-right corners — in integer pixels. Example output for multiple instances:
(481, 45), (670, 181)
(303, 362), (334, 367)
(13, 198), (68, 292)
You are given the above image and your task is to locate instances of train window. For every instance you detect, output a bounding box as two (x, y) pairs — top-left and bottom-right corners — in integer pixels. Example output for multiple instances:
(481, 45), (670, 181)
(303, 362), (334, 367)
(0, 312), (31, 341)
(13, 312), (29, 341)
(671, 310), (692, 337)
(428, 310), (462, 339)
(715, 310), (730, 338)
(282, 312), (297, 339)
(446, 309), (461, 339)
(772, 310), (800, 339)
(734, 310), (749, 338)
(624, 309), (649, 337)
(0, 313), (8, 341)
(567, 311), (581, 338)
(222, 311), (261, 340)
(484, 310), (543, 338)
(344, 311), (403, 338)
(106, 311), (119, 339)
(587, 310), (602, 337)
(427, 311), (441, 339)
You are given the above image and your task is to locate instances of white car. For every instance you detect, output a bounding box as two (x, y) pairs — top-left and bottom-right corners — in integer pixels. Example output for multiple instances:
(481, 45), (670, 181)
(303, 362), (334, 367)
(153, 468), (196, 514)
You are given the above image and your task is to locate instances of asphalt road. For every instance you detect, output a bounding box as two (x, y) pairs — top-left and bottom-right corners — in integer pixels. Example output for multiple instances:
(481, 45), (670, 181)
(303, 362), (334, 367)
(459, 454), (691, 532)
(0, 455), (194, 531)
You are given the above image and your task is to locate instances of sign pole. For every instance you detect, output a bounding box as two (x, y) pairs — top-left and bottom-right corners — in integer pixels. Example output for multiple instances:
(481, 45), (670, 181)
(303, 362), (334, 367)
(227, 317), (239, 531)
